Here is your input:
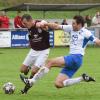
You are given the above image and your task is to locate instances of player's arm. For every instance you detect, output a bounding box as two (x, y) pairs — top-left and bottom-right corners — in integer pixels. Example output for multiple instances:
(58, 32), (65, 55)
(36, 21), (72, 32)
(84, 30), (100, 46)
(45, 23), (61, 30)
(36, 21), (64, 30)
(36, 20), (62, 31)
(46, 23), (72, 33)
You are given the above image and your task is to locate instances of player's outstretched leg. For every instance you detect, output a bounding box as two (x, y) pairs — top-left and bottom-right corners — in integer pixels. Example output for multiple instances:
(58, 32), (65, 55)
(82, 73), (95, 82)
(20, 66), (49, 87)
(20, 66), (49, 94)
(55, 73), (96, 88)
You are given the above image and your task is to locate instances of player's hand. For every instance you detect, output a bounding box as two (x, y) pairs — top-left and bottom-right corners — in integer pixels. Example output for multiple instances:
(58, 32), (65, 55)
(36, 20), (48, 28)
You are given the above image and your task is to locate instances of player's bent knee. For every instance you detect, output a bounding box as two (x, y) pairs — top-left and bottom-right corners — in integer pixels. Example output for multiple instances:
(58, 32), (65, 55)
(20, 66), (29, 74)
(54, 81), (63, 88)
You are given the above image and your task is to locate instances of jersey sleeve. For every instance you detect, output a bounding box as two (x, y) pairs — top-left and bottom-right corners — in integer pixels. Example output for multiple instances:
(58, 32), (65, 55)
(59, 25), (72, 33)
(84, 30), (97, 42)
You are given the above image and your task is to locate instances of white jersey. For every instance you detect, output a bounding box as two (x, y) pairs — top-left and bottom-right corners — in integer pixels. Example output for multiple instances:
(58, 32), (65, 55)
(60, 25), (97, 55)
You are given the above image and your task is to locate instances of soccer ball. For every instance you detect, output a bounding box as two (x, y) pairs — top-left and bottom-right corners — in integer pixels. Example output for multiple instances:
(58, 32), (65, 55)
(3, 82), (15, 94)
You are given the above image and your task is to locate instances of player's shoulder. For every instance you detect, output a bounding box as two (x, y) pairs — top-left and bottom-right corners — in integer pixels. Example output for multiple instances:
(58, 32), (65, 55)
(81, 27), (91, 34)
(35, 20), (42, 27)
(81, 27), (93, 37)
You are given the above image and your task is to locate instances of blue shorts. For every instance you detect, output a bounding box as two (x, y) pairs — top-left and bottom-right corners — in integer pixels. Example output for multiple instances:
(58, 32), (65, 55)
(60, 54), (83, 78)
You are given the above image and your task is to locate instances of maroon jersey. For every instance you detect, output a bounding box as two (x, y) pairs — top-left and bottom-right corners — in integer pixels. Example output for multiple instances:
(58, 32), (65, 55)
(28, 21), (50, 50)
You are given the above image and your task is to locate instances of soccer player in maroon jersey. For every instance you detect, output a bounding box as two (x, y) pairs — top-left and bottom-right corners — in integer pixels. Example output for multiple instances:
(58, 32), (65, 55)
(20, 14), (50, 94)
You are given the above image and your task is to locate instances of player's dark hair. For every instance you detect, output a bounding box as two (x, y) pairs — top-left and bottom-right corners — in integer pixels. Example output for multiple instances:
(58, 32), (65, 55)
(73, 15), (85, 27)
(21, 14), (32, 21)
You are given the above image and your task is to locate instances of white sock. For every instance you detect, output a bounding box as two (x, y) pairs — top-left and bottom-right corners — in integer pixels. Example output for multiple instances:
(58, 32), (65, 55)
(30, 67), (49, 83)
(63, 77), (83, 87)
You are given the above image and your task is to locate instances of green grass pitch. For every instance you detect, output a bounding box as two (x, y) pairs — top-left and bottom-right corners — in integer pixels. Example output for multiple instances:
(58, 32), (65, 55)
(0, 47), (100, 100)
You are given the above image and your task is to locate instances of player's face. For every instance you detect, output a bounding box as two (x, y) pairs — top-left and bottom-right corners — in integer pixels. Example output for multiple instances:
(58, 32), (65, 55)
(72, 19), (81, 31)
(22, 18), (33, 29)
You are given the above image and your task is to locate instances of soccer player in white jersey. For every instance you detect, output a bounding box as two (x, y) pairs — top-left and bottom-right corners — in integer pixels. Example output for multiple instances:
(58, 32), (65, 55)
(20, 15), (100, 93)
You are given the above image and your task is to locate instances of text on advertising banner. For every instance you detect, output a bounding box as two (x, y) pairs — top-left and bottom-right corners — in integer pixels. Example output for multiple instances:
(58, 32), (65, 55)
(11, 30), (29, 47)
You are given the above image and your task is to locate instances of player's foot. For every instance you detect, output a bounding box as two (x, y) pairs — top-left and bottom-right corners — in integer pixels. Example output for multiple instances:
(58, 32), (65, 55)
(20, 74), (33, 94)
(20, 74), (33, 87)
(21, 89), (27, 94)
(82, 73), (95, 82)
(21, 85), (31, 94)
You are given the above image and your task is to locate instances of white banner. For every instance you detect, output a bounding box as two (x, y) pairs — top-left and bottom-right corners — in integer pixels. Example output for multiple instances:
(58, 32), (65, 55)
(0, 31), (11, 47)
